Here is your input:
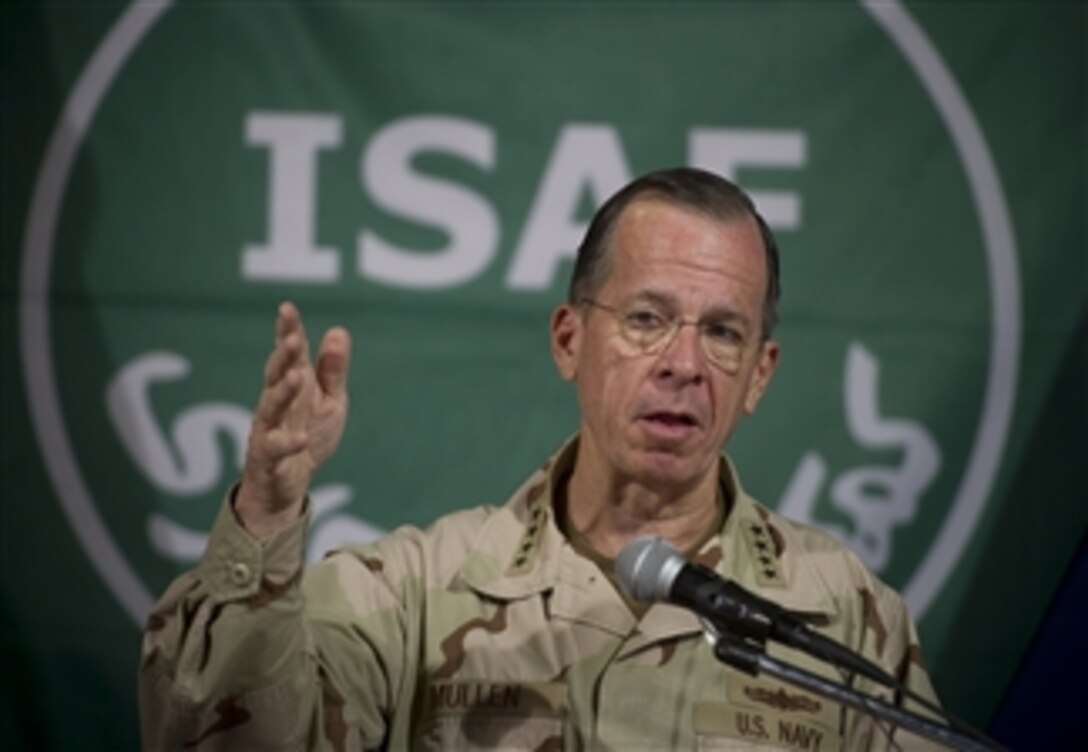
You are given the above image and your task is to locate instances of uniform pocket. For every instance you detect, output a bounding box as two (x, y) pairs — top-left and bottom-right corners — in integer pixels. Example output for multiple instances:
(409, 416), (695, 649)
(693, 675), (842, 752)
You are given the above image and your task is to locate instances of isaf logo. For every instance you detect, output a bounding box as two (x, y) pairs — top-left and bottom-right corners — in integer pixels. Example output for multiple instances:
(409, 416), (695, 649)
(20, 1), (1018, 629)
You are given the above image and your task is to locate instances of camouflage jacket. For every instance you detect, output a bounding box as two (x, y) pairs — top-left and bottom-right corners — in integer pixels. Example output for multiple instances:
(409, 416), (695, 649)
(139, 439), (940, 751)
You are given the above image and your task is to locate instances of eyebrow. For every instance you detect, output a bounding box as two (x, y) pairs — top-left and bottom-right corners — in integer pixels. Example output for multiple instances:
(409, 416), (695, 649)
(630, 289), (753, 326)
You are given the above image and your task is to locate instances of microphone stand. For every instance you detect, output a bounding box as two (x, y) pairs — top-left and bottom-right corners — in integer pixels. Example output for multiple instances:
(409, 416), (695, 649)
(710, 629), (1001, 752)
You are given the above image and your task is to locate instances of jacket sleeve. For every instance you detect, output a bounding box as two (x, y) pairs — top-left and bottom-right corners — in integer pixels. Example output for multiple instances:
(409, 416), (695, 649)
(844, 577), (945, 751)
(137, 493), (397, 751)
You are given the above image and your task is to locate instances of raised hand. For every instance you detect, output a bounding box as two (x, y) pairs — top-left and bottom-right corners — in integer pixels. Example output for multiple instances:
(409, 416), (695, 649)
(235, 302), (352, 538)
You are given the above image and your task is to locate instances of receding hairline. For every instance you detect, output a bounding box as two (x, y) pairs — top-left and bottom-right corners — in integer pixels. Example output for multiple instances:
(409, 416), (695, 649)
(567, 167), (782, 336)
(580, 193), (766, 296)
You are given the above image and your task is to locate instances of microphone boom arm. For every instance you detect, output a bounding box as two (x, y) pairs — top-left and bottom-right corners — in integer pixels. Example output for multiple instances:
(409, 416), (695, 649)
(709, 628), (1002, 752)
(617, 536), (1005, 751)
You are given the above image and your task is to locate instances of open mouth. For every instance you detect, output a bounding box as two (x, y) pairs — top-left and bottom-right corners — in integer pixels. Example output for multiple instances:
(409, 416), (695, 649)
(641, 411), (699, 429)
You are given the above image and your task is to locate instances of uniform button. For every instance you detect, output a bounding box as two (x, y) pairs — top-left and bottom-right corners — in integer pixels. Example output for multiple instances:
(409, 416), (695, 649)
(230, 562), (252, 586)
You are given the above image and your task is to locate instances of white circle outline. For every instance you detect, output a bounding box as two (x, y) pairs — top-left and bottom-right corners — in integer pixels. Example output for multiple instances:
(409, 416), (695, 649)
(19, 0), (1019, 625)
(863, 1), (1020, 616)
(19, 1), (173, 623)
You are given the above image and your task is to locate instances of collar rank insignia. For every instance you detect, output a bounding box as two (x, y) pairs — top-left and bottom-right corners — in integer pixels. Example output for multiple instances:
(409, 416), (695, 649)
(507, 495), (548, 576)
(741, 519), (787, 588)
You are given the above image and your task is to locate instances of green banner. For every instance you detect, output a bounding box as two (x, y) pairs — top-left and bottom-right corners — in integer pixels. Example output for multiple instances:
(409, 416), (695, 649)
(3, 2), (1084, 748)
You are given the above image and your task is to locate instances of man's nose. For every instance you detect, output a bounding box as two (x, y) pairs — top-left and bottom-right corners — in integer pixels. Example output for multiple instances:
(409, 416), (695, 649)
(655, 322), (707, 384)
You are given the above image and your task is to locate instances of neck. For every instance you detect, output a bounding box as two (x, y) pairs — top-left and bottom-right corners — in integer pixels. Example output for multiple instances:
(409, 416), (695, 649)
(564, 442), (722, 560)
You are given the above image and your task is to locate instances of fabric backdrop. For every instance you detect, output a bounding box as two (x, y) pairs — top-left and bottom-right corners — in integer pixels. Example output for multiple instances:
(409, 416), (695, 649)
(3, 2), (1084, 748)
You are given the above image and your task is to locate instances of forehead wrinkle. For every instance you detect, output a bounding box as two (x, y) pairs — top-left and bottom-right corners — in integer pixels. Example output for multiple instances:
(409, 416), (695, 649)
(606, 201), (767, 329)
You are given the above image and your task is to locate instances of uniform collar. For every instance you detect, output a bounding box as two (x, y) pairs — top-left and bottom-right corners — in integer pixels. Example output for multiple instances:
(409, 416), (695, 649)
(457, 437), (636, 637)
(619, 457), (840, 657)
(457, 438), (839, 645)
(456, 438), (576, 600)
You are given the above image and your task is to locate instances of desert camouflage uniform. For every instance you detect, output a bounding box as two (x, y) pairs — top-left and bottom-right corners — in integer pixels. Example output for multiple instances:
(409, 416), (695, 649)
(140, 438), (941, 751)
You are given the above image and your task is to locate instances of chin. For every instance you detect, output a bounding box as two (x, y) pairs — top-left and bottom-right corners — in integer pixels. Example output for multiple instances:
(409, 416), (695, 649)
(629, 449), (708, 492)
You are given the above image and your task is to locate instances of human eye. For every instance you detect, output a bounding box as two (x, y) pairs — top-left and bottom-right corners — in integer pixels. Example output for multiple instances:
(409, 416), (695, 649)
(624, 307), (669, 331)
(703, 321), (744, 344)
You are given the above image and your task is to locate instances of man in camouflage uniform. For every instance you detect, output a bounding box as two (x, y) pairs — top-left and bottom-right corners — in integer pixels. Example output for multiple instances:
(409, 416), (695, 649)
(140, 168), (940, 750)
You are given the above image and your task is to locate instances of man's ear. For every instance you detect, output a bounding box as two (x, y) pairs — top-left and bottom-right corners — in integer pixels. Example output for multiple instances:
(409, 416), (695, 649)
(550, 303), (582, 382)
(743, 339), (780, 415)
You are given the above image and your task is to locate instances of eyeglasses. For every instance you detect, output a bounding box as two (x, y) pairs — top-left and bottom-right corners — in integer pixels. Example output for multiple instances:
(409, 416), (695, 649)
(581, 298), (750, 373)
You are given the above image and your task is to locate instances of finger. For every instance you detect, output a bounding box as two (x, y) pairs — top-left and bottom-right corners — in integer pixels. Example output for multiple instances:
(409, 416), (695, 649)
(264, 332), (304, 387)
(262, 428), (309, 463)
(255, 367), (304, 428)
(315, 327), (352, 399)
(275, 301), (301, 344)
(276, 301), (313, 363)
(292, 305), (313, 366)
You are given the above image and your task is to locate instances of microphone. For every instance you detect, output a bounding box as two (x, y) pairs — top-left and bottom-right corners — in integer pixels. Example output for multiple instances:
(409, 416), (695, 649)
(615, 536), (894, 685)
